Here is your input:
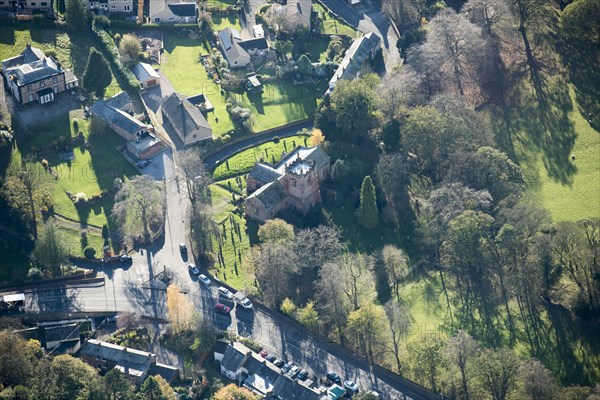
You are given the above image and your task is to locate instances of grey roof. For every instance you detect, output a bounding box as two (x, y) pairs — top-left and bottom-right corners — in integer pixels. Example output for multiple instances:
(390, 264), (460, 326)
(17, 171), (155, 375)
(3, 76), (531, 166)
(218, 28), (250, 65)
(81, 339), (155, 366)
(187, 93), (208, 105)
(239, 38), (268, 51)
(149, 362), (179, 383)
(220, 344), (250, 373)
(272, 375), (321, 400)
(91, 99), (146, 135)
(275, 146), (329, 174)
(214, 340), (230, 355)
(64, 69), (78, 84)
(248, 163), (282, 183)
(160, 92), (211, 140)
(132, 62), (159, 83)
(44, 324), (80, 344)
(2, 46), (77, 88)
(243, 354), (265, 375)
(104, 91), (133, 110)
(167, 2), (196, 16)
(247, 180), (287, 211)
(328, 32), (380, 91)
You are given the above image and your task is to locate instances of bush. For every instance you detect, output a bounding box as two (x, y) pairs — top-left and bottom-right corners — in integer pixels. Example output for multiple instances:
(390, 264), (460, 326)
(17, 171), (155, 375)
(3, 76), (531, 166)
(44, 49), (58, 59)
(74, 192), (88, 204)
(273, 136), (280, 144)
(83, 246), (97, 259)
(27, 267), (44, 281)
(94, 15), (111, 29)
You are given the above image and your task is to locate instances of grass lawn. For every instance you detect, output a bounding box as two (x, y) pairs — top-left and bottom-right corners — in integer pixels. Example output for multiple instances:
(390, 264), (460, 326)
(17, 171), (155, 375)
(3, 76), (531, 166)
(509, 86), (599, 222)
(212, 134), (309, 180)
(158, 33), (236, 138)
(58, 224), (107, 258)
(313, 3), (358, 37)
(212, 13), (243, 32)
(215, 175), (247, 195)
(296, 36), (332, 63)
(207, 0), (237, 7)
(0, 27), (121, 98)
(238, 81), (326, 132)
(20, 111), (137, 231)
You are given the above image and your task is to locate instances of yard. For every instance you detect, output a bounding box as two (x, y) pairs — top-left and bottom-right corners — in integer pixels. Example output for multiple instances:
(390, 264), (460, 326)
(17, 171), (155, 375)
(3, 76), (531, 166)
(0, 27), (122, 98)
(211, 13), (243, 32)
(313, 3), (358, 37)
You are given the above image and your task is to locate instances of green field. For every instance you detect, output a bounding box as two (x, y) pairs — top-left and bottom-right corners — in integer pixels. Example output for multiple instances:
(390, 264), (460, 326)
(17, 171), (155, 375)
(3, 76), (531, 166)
(313, 3), (358, 37)
(158, 33), (236, 138)
(0, 27), (122, 98)
(212, 13), (243, 32)
(212, 134), (309, 180)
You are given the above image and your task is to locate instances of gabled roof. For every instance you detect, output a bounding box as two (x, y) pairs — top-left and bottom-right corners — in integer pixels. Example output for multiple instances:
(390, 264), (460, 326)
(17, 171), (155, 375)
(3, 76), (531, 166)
(132, 62), (159, 83)
(243, 354), (265, 375)
(81, 339), (155, 370)
(2, 45), (63, 86)
(167, 2), (196, 16)
(44, 324), (80, 344)
(275, 146), (330, 174)
(246, 180), (287, 211)
(239, 37), (268, 51)
(213, 339), (230, 355)
(160, 92), (212, 140)
(272, 375), (321, 400)
(104, 91), (133, 111)
(91, 99), (146, 136)
(217, 28), (250, 64)
(248, 162), (282, 184)
(328, 32), (380, 91)
(220, 343), (250, 373)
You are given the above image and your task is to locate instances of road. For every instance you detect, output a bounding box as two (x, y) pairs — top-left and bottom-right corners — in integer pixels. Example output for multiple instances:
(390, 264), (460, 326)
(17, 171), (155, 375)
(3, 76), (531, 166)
(203, 120), (313, 168)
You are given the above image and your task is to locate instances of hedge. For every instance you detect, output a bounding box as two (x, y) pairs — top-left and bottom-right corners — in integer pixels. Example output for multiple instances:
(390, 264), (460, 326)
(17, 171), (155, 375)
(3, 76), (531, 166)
(109, 20), (199, 30)
(91, 18), (140, 94)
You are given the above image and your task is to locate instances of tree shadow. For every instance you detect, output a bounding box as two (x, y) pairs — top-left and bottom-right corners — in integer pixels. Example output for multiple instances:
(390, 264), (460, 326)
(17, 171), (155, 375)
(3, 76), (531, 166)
(0, 26), (15, 45)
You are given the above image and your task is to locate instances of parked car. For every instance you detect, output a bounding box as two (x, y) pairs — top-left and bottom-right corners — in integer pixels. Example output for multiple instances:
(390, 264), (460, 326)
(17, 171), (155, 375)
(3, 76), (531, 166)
(214, 303), (231, 314)
(233, 291), (253, 309)
(281, 362), (293, 373)
(326, 372), (342, 384)
(137, 159), (151, 168)
(199, 274), (212, 287)
(289, 366), (300, 378)
(188, 263), (200, 275)
(218, 286), (234, 299)
(119, 254), (132, 263)
(259, 350), (268, 358)
(265, 354), (277, 363)
(343, 381), (359, 394)
(239, 298), (253, 309)
(297, 370), (309, 381)
(274, 359), (285, 368)
(179, 243), (187, 253)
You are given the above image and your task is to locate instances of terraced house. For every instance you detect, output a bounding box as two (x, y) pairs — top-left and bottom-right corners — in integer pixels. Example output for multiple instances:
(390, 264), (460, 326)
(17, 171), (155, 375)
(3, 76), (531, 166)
(1, 44), (78, 105)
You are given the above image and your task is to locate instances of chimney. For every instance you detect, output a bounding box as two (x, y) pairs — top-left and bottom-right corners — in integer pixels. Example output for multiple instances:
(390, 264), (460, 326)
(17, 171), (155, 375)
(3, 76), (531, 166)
(26, 43), (31, 49)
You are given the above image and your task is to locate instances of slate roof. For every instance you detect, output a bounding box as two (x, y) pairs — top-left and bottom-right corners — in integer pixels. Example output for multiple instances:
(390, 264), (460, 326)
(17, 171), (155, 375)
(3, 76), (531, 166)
(81, 339), (156, 378)
(243, 354), (265, 375)
(104, 91), (133, 111)
(248, 163), (282, 184)
(247, 180), (287, 211)
(220, 343), (250, 373)
(218, 28), (250, 65)
(132, 62), (159, 83)
(44, 323), (80, 344)
(160, 92), (212, 140)
(328, 32), (380, 92)
(248, 146), (329, 184)
(213, 339), (230, 356)
(91, 99), (146, 136)
(167, 2), (196, 16)
(239, 37), (269, 51)
(149, 362), (179, 383)
(2, 45), (63, 86)
(272, 375), (321, 400)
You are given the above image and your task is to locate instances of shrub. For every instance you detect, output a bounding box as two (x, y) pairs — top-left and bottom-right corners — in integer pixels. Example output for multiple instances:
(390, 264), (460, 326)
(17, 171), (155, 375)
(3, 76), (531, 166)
(74, 192), (88, 203)
(83, 246), (97, 259)
(44, 49), (58, 59)
(27, 267), (44, 281)
(94, 15), (111, 29)
(272, 136), (280, 144)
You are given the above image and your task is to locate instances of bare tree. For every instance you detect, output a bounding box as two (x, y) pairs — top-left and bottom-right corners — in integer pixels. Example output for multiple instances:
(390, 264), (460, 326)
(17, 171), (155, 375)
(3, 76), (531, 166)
(381, 245), (410, 301)
(177, 148), (210, 205)
(337, 252), (376, 310)
(113, 175), (165, 241)
(445, 330), (480, 400)
(517, 359), (556, 400)
(292, 225), (343, 276)
(316, 262), (352, 344)
(474, 348), (518, 400)
(253, 242), (298, 307)
(378, 68), (422, 121)
(384, 301), (410, 373)
(382, 0), (421, 31)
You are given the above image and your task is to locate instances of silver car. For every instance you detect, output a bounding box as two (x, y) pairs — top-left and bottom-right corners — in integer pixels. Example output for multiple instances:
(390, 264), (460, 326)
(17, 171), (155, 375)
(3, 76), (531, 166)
(199, 274), (212, 287)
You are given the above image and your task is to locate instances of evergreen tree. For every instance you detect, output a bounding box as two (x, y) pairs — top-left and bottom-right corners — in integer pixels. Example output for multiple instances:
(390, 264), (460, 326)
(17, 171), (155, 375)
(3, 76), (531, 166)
(65, 0), (87, 31)
(82, 48), (112, 97)
(358, 176), (378, 229)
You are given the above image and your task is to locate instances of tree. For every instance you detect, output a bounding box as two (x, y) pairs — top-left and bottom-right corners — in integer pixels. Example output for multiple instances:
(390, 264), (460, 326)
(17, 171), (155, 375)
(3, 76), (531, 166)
(384, 301), (409, 373)
(358, 176), (378, 230)
(381, 245), (410, 301)
(309, 128), (325, 146)
(561, 0), (600, 43)
(382, 0), (420, 31)
(296, 301), (319, 330)
(444, 331), (479, 400)
(198, 11), (214, 38)
(177, 148), (210, 204)
(2, 160), (54, 238)
(517, 359), (556, 400)
(116, 312), (141, 331)
(347, 302), (387, 363)
(33, 220), (69, 277)
(280, 297), (297, 316)
(190, 203), (214, 261)
(213, 384), (259, 400)
(103, 369), (133, 400)
(166, 285), (194, 332)
(329, 75), (378, 141)
(258, 218), (294, 244)
(47, 354), (97, 400)
(408, 338), (446, 393)
(353, 393), (381, 400)
(273, 40), (292, 60)
(82, 48), (112, 97)
(474, 348), (518, 400)
(118, 34), (142, 68)
(253, 242), (298, 307)
(112, 175), (165, 241)
(65, 0), (87, 30)
(101, 224), (109, 241)
(316, 262), (353, 344)
(292, 225), (343, 275)
(0, 332), (42, 388)
(139, 375), (175, 400)
(296, 54), (313, 76)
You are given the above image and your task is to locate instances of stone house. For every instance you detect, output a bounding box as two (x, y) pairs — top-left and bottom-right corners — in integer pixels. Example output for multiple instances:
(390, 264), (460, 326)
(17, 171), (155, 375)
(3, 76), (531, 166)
(158, 92), (213, 146)
(217, 28), (269, 69)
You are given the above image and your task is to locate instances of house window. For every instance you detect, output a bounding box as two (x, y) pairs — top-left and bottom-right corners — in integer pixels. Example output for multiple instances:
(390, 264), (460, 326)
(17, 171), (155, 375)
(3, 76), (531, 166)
(110, 5), (115, 9)
(27, 85), (32, 91)
(40, 81), (45, 88)
(41, 1), (46, 4)
(28, 94), (33, 102)
(30, 2), (35, 5)
(193, 134), (197, 138)
(168, 17), (174, 20)
(154, 17), (160, 22)
(124, 4), (129, 10)
(52, 77), (58, 83)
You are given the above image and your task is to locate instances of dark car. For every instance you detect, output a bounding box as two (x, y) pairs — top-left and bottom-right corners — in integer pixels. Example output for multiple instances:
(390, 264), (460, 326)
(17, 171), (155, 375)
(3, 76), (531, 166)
(281, 362), (293, 373)
(297, 370), (309, 381)
(119, 254), (132, 263)
(137, 159), (151, 169)
(326, 372), (342, 384)
(265, 354), (277, 363)
(214, 303), (231, 314)
(273, 359), (285, 368)
(179, 243), (187, 253)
